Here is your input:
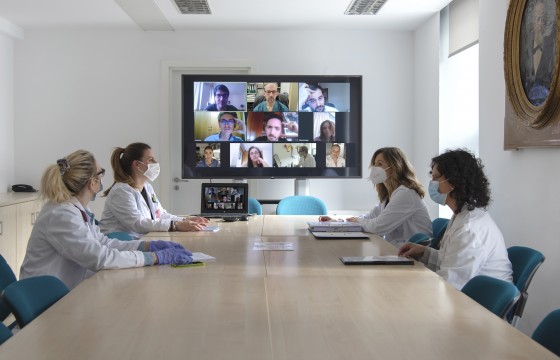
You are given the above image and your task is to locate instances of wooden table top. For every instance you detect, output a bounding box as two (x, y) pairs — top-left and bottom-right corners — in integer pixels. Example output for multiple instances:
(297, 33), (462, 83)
(0, 215), (555, 359)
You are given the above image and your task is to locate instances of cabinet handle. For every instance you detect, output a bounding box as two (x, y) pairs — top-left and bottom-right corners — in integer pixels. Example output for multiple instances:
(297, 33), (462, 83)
(0, 221), (2, 235)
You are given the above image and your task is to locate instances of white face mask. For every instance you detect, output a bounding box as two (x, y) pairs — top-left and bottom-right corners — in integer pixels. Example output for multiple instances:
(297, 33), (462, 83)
(368, 166), (390, 185)
(139, 162), (160, 182)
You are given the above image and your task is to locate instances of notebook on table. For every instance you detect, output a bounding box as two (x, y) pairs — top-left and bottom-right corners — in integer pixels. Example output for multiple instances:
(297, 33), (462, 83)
(339, 256), (414, 265)
(193, 183), (249, 219)
(311, 231), (369, 239)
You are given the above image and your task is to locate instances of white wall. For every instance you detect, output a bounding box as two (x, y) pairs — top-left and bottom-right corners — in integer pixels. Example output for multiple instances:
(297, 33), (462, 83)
(12, 29), (415, 215)
(479, 1), (560, 335)
(0, 32), (15, 192)
(413, 14), (440, 219)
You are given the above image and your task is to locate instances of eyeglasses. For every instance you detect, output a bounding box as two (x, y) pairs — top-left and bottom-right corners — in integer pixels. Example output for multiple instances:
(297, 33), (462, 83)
(220, 119), (235, 125)
(95, 168), (105, 178)
(265, 90), (277, 95)
(215, 92), (228, 98)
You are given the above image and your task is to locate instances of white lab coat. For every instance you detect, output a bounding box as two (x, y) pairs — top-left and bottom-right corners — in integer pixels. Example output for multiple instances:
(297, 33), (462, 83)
(358, 185), (433, 248)
(20, 198), (146, 289)
(100, 182), (182, 239)
(325, 155), (345, 167)
(421, 206), (513, 290)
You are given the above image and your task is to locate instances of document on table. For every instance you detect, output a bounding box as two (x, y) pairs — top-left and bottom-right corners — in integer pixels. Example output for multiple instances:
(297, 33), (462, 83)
(191, 252), (216, 262)
(201, 226), (221, 232)
(307, 221), (363, 232)
(253, 242), (294, 251)
(339, 256), (414, 265)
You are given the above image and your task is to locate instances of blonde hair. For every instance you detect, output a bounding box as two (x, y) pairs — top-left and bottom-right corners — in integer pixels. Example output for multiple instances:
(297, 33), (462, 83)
(371, 147), (425, 203)
(40, 150), (97, 203)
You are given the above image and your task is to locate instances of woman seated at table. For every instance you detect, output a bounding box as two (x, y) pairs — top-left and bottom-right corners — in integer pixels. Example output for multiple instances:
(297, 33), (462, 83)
(398, 149), (513, 290)
(100, 142), (208, 239)
(320, 147), (432, 248)
(20, 150), (193, 289)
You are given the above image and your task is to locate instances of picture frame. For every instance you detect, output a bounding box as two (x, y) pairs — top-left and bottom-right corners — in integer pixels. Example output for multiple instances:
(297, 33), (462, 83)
(504, 0), (560, 149)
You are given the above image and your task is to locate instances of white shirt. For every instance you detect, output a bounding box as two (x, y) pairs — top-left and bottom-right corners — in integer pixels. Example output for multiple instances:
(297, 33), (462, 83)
(326, 155), (345, 167)
(421, 207), (513, 290)
(298, 154), (316, 168)
(100, 182), (182, 239)
(20, 198), (145, 289)
(358, 185), (433, 248)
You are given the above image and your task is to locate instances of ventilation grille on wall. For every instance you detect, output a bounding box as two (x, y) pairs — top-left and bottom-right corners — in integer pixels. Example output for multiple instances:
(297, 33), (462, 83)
(345, 0), (388, 15)
(173, 0), (212, 14)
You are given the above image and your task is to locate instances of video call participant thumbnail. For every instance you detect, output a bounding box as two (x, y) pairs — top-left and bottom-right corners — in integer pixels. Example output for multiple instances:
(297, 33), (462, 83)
(253, 83), (289, 112)
(196, 145), (220, 168)
(252, 112), (298, 142)
(299, 83), (339, 112)
(297, 146), (316, 168)
(314, 118), (336, 142)
(204, 84), (239, 111)
(202, 112), (245, 142)
(326, 143), (346, 167)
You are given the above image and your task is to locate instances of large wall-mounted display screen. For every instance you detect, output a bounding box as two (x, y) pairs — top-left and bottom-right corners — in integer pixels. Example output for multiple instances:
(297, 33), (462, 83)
(181, 75), (362, 179)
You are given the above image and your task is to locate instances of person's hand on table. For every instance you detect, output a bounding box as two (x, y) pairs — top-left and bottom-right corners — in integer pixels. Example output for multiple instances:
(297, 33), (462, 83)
(187, 216), (209, 225)
(154, 248), (193, 265)
(176, 219), (206, 231)
(147, 240), (188, 252)
(346, 217), (360, 223)
(398, 243), (426, 261)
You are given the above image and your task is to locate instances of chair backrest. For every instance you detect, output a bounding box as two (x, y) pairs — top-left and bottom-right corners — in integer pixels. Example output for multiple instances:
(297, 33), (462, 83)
(507, 246), (545, 324)
(407, 232), (431, 245)
(1, 275), (70, 328)
(461, 275), (520, 319)
(0, 323), (12, 345)
(429, 217), (450, 249)
(248, 197), (263, 215)
(106, 231), (135, 241)
(532, 309), (560, 356)
(276, 196), (328, 215)
(0, 254), (17, 322)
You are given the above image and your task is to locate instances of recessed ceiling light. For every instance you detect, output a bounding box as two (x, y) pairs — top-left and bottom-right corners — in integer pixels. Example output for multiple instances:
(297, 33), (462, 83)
(345, 0), (388, 15)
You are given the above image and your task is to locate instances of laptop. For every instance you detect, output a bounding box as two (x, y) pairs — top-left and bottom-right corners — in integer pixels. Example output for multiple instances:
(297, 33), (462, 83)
(194, 183), (249, 219)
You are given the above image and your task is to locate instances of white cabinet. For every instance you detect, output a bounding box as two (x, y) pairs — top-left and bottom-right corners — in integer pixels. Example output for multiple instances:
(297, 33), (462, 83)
(0, 193), (41, 278)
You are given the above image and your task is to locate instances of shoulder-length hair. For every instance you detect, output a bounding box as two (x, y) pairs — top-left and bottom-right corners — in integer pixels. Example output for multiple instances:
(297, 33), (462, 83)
(247, 146), (264, 168)
(371, 147), (425, 203)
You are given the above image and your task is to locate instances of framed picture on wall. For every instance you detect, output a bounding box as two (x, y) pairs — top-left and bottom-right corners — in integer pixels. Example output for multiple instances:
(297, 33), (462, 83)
(504, 0), (560, 148)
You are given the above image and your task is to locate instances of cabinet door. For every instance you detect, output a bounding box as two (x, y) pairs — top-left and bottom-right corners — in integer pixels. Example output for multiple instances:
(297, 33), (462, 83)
(0, 205), (17, 275)
(16, 200), (42, 278)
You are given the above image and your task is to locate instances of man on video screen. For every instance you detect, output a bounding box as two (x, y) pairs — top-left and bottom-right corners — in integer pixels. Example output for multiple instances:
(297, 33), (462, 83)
(299, 83), (339, 112)
(204, 84), (239, 111)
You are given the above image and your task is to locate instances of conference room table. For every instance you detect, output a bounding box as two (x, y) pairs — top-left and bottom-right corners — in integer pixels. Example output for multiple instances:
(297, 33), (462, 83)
(0, 215), (555, 359)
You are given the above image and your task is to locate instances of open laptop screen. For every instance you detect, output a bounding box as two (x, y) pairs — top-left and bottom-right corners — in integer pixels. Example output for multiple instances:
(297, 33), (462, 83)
(200, 183), (249, 215)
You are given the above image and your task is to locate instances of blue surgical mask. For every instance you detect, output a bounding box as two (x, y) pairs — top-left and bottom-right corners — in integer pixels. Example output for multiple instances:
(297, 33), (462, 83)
(428, 180), (447, 205)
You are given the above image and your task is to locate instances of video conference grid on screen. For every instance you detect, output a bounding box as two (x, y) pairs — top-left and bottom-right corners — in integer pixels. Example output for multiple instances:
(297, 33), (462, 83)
(182, 75), (362, 179)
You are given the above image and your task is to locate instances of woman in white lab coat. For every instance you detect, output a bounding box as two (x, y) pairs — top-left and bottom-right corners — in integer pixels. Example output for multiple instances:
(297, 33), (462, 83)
(100, 142), (208, 239)
(320, 147), (433, 248)
(399, 149), (513, 290)
(20, 150), (193, 289)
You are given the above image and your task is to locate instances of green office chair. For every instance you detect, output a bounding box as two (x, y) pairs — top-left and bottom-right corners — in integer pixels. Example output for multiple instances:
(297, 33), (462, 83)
(106, 231), (135, 241)
(248, 197), (263, 215)
(1, 275), (70, 328)
(429, 217), (450, 249)
(0, 323), (12, 345)
(407, 232), (431, 245)
(461, 275), (520, 319)
(532, 309), (560, 356)
(276, 196), (328, 215)
(0, 254), (17, 327)
(507, 246), (545, 327)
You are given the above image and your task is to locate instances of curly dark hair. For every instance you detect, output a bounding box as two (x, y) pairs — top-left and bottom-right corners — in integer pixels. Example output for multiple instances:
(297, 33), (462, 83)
(431, 149), (491, 213)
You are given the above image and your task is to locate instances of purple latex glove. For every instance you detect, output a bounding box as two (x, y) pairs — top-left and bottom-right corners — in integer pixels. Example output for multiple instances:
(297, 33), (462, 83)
(148, 240), (190, 254)
(154, 248), (193, 265)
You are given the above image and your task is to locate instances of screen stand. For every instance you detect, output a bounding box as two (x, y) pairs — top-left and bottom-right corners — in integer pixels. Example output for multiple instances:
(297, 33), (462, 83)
(294, 179), (309, 196)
